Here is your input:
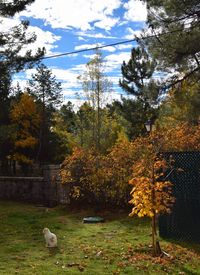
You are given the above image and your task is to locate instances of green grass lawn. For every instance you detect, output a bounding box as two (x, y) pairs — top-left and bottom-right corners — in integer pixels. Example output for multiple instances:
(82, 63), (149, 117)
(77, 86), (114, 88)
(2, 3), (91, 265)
(0, 201), (200, 274)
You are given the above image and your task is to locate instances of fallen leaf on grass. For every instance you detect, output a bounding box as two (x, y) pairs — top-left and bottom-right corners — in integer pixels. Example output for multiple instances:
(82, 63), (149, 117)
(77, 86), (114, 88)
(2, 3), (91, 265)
(117, 262), (127, 268)
(96, 250), (103, 257)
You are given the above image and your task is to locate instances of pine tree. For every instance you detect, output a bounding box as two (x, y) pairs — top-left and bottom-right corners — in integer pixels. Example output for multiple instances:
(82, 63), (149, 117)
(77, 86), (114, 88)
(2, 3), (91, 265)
(143, 0), (200, 84)
(0, 0), (44, 173)
(119, 46), (160, 136)
(0, 0), (35, 17)
(27, 64), (62, 162)
(28, 64), (62, 108)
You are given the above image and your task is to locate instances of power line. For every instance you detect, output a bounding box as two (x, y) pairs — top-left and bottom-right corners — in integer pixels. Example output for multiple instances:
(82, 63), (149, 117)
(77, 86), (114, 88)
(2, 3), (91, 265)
(41, 25), (196, 61)
(42, 39), (137, 60)
(1, 22), (198, 60)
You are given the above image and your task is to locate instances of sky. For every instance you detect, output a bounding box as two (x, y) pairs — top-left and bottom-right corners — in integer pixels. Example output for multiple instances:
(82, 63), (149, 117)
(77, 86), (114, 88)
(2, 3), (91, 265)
(2, 0), (148, 107)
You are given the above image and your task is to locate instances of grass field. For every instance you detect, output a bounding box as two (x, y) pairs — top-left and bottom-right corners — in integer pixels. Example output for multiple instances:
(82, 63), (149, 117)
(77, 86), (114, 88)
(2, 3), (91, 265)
(0, 201), (200, 274)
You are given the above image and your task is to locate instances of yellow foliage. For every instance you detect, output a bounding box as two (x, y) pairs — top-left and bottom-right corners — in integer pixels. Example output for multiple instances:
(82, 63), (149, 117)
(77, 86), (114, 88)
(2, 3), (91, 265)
(12, 153), (33, 164)
(160, 123), (200, 151)
(15, 136), (38, 148)
(129, 136), (175, 218)
(60, 140), (136, 205)
(10, 92), (41, 164)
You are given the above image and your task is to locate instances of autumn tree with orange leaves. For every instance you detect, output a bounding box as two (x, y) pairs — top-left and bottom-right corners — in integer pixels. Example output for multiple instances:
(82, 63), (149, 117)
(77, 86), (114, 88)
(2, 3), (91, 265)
(60, 136), (136, 207)
(60, 122), (199, 210)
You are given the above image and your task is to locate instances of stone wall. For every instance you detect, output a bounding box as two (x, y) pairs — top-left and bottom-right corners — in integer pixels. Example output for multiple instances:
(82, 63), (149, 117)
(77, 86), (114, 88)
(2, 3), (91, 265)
(0, 165), (70, 207)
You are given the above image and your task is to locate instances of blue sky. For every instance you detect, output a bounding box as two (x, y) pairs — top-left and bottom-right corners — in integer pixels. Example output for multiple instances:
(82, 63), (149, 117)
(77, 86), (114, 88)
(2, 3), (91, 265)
(2, 0), (148, 107)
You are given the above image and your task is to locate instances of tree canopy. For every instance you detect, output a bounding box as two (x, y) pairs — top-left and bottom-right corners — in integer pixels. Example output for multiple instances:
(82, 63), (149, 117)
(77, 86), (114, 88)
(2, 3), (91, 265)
(143, 0), (200, 84)
(0, 0), (44, 172)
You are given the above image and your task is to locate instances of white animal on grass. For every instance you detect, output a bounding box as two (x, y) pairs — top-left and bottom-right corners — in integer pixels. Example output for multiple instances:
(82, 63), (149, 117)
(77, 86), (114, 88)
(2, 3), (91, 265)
(43, 228), (57, 248)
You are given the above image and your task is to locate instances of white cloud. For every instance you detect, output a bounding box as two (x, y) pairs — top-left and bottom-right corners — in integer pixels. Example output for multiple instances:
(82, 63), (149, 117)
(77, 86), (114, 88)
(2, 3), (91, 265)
(104, 46), (116, 52)
(94, 16), (119, 31)
(105, 52), (131, 72)
(24, 25), (61, 54)
(0, 17), (61, 55)
(123, 27), (142, 39)
(116, 44), (133, 50)
(0, 16), (18, 30)
(124, 0), (147, 22)
(74, 43), (101, 51)
(12, 77), (28, 91)
(75, 31), (117, 39)
(78, 36), (86, 41)
(74, 43), (116, 53)
(82, 53), (97, 59)
(109, 76), (121, 85)
(19, 0), (122, 31)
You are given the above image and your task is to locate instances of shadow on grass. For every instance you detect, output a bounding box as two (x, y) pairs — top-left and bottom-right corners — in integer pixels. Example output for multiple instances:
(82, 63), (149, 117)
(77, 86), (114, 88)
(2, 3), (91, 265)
(48, 246), (60, 256)
(162, 237), (200, 254)
(118, 216), (149, 229)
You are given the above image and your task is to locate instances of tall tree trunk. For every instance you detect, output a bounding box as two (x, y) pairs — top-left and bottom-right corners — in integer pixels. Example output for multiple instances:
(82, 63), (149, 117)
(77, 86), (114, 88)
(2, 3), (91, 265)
(152, 164), (162, 257)
(37, 87), (45, 163)
(96, 75), (101, 152)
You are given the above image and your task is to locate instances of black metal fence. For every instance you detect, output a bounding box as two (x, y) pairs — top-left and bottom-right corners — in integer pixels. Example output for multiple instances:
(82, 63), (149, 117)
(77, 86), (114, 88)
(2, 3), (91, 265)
(159, 151), (200, 242)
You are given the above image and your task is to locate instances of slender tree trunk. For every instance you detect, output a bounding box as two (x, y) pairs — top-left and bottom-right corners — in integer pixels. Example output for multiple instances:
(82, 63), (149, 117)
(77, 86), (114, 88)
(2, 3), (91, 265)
(37, 86), (45, 163)
(92, 94), (95, 148)
(80, 115), (84, 147)
(152, 163), (162, 257)
(96, 75), (101, 152)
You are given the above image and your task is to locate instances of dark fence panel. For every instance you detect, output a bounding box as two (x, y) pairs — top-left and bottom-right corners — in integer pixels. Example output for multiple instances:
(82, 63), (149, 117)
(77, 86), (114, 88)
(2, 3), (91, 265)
(159, 152), (200, 242)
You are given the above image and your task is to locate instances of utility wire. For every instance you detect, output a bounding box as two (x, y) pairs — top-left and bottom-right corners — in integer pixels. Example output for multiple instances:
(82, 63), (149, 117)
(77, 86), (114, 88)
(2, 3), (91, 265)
(42, 38), (137, 60)
(1, 22), (198, 60)
(40, 25), (197, 60)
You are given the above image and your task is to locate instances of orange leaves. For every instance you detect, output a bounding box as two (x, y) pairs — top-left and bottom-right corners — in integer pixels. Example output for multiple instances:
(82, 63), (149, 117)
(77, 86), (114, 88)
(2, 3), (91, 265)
(15, 136), (38, 148)
(12, 153), (34, 164)
(159, 123), (200, 152)
(131, 122), (200, 154)
(129, 175), (175, 218)
(10, 92), (40, 130)
(60, 139), (137, 205)
(129, 136), (175, 219)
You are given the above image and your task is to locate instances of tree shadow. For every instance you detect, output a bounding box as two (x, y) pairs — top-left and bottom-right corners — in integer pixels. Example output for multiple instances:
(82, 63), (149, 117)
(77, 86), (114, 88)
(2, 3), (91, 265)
(168, 238), (200, 254)
(48, 246), (59, 256)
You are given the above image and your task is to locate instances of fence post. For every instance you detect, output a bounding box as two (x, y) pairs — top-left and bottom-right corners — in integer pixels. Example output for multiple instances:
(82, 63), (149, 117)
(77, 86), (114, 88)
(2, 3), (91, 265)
(43, 165), (60, 207)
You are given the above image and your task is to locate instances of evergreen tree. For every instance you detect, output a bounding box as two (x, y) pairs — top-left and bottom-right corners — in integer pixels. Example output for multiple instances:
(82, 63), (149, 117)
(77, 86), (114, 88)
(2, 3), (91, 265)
(0, 0), (44, 173)
(28, 64), (62, 108)
(143, 0), (200, 84)
(107, 97), (152, 139)
(27, 64), (62, 162)
(0, 1), (44, 101)
(59, 102), (76, 133)
(158, 80), (200, 127)
(75, 102), (94, 148)
(119, 46), (160, 136)
(0, 0), (35, 17)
